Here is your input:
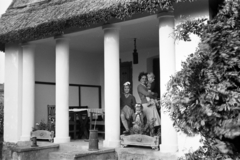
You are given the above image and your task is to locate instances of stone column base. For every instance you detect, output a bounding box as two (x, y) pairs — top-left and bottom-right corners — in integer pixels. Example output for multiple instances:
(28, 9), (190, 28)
(54, 137), (70, 143)
(160, 144), (178, 153)
(20, 136), (31, 141)
(103, 139), (120, 148)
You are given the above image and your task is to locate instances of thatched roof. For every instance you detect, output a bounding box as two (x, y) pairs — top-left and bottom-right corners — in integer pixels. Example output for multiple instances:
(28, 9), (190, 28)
(0, 0), (178, 51)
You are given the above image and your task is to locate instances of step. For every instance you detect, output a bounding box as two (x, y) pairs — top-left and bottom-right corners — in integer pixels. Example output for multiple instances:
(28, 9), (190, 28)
(48, 139), (179, 160)
(48, 139), (117, 160)
(49, 148), (117, 160)
(116, 147), (179, 160)
(49, 148), (116, 160)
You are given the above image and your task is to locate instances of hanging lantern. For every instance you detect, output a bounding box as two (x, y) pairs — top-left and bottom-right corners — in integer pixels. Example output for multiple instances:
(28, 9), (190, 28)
(133, 38), (138, 64)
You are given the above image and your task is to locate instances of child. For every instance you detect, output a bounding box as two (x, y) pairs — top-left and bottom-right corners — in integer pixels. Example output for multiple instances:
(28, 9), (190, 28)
(120, 81), (136, 134)
(130, 103), (147, 134)
(146, 72), (159, 107)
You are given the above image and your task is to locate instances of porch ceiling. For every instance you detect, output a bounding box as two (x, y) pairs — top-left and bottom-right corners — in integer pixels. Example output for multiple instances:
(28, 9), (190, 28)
(33, 15), (159, 55)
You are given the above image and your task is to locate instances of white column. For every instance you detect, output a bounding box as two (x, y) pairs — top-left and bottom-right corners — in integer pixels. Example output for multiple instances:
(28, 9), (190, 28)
(20, 43), (35, 141)
(158, 12), (178, 152)
(102, 25), (120, 148)
(54, 36), (70, 143)
(0, 52), (5, 84)
(4, 44), (23, 142)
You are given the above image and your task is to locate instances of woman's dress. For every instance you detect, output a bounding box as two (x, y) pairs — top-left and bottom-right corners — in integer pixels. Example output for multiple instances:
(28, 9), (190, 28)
(137, 84), (161, 127)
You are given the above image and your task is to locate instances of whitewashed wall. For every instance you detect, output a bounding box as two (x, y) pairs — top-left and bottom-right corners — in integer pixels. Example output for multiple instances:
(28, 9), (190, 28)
(174, 0), (210, 72)
(34, 44), (104, 123)
(174, 0), (209, 154)
(120, 47), (159, 103)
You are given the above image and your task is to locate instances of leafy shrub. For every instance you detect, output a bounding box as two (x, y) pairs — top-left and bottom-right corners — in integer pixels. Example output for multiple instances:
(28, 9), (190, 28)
(162, 0), (240, 159)
(32, 120), (50, 131)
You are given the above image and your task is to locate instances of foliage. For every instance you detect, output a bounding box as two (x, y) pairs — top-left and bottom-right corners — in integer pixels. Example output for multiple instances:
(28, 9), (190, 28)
(32, 120), (51, 131)
(161, 0), (240, 159)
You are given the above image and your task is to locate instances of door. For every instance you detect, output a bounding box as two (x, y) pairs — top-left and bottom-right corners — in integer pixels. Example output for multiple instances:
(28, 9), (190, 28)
(120, 61), (132, 94)
(153, 58), (160, 98)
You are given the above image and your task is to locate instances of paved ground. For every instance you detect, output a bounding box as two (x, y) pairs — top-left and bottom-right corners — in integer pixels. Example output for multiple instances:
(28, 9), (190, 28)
(10, 138), (182, 160)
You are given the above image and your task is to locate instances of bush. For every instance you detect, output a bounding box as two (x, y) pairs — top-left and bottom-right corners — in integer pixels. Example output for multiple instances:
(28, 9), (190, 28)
(162, 0), (240, 159)
(32, 120), (52, 131)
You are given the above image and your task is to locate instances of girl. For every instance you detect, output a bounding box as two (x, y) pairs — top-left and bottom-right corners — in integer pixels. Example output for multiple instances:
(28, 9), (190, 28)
(120, 81), (136, 134)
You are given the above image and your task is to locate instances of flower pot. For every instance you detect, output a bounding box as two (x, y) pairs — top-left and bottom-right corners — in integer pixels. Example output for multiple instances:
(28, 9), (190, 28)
(88, 130), (99, 151)
(31, 130), (54, 142)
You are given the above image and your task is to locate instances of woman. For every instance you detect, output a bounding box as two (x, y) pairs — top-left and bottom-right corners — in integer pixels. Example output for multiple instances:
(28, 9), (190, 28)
(137, 72), (161, 127)
(120, 82), (136, 134)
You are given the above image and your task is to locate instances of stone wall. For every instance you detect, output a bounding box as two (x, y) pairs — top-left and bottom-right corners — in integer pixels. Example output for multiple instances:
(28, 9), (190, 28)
(2, 142), (59, 160)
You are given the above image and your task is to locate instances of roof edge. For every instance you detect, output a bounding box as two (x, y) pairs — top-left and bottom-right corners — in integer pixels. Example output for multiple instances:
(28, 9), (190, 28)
(0, 0), (177, 45)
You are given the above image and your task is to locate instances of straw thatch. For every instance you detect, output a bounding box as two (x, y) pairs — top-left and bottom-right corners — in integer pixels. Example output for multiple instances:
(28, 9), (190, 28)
(0, 0), (179, 51)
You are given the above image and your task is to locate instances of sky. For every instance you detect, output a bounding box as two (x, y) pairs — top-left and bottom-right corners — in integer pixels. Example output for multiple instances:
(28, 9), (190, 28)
(0, 0), (12, 16)
(0, 1), (11, 83)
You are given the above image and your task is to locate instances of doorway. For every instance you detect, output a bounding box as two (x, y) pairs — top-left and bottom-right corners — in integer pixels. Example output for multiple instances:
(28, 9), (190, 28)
(152, 58), (160, 99)
(120, 61), (132, 134)
(120, 61), (133, 94)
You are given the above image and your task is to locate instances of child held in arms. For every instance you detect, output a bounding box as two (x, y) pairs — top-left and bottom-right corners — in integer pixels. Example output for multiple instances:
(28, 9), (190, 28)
(146, 72), (159, 107)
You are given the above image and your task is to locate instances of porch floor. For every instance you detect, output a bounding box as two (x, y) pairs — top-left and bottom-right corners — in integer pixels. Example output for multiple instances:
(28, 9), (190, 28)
(47, 138), (179, 160)
(48, 138), (116, 160)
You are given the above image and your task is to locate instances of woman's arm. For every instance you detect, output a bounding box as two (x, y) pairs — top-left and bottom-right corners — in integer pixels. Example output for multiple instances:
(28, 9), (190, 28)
(131, 96), (136, 111)
(137, 85), (154, 98)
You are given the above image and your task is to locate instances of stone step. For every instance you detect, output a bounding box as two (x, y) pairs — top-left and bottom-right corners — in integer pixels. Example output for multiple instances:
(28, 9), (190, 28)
(116, 147), (179, 160)
(47, 139), (179, 160)
(48, 139), (116, 160)
(48, 148), (116, 160)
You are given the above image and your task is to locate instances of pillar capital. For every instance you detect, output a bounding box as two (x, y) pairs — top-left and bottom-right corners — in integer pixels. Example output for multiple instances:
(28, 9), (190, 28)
(102, 24), (120, 31)
(21, 43), (35, 48)
(157, 11), (174, 20)
(54, 35), (69, 41)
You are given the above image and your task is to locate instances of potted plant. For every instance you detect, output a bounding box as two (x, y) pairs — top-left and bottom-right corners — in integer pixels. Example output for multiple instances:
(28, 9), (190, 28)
(31, 120), (54, 143)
